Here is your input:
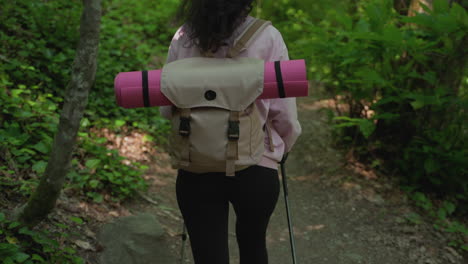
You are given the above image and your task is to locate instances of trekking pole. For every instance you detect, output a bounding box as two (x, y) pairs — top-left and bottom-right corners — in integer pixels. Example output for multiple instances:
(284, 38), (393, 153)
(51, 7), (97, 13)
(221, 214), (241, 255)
(280, 153), (298, 264)
(179, 223), (188, 264)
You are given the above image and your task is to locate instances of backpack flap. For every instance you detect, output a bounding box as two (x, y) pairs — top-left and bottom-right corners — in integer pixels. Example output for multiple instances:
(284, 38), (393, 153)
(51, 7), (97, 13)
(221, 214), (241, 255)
(160, 57), (264, 111)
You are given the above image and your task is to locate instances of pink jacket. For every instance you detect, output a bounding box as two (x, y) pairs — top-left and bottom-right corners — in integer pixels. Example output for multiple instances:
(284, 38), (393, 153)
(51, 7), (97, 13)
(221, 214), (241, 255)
(160, 15), (302, 170)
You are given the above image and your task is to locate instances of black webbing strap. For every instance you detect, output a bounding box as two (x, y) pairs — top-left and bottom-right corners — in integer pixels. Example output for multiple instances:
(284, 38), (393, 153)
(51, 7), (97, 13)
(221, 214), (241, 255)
(228, 120), (240, 141)
(275, 61), (286, 98)
(142, 70), (150, 107)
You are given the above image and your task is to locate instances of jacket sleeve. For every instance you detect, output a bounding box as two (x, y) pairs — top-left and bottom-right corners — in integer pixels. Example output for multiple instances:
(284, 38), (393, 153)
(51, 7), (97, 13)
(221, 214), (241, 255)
(159, 29), (180, 120)
(265, 27), (302, 153)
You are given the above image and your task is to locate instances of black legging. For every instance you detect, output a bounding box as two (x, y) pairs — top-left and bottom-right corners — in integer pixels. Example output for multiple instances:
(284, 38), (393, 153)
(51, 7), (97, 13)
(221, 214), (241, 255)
(176, 165), (280, 264)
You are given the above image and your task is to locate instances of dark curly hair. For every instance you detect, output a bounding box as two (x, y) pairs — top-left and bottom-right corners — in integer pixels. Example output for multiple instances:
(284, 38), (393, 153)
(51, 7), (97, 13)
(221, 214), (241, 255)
(175, 0), (255, 54)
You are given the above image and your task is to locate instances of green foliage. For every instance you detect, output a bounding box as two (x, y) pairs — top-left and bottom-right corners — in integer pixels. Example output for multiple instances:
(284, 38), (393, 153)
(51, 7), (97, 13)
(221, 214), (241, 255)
(409, 192), (468, 251)
(0, 78), (150, 204)
(333, 116), (376, 139)
(264, 0), (468, 210)
(0, 0), (185, 262)
(88, 0), (178, 133)
(0, 1), (81, 98)
(66, 131), (150, 203)
(0, 81), (60, 195)
(0, 212), (84, 264)
(1, 0), (174, 199)
(0, 0), (174, 141)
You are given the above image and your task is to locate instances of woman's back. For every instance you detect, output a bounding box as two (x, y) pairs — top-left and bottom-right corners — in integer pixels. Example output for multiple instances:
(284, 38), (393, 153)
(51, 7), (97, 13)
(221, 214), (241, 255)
(162, 2), (301, 263)
(162, 15), (300, 169)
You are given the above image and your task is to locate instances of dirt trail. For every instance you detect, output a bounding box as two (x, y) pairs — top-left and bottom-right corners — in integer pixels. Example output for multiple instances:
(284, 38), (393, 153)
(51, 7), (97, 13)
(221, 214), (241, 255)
(122, 94), (466, 264)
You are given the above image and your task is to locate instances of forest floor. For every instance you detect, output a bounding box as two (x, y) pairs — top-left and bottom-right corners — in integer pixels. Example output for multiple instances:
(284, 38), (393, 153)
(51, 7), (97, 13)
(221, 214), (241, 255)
(4, 87), (466, 264)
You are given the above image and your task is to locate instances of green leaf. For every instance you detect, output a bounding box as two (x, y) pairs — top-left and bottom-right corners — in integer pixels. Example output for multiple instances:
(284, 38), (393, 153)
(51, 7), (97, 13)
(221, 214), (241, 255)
(32, 161), (47, 174)
(80, 117), (90, 128)
(412, 192), (432, 210)
(358, 119), (376, 139)
(89, 179), (100, 188)
(2, 257), (14, 264)
(442, 201), (456, 216)
(0, 212), (5, 222)
(354, 68), (387, 86)
(31, 254), (45, 261)
(33, 141), (49, 154)
(0, 242), (19, 251)
(115, 120), (126, 127)
(410, 100), (426, 110)
(19, 148), (36, 155)
(433, 0), (450, 14)
(412, 192), (426, 202)
(142, 134), (154, 143)
(437, 208), (447, 219)
(11, 89), (24, 97)
(69, 216), (83, 225)
(13, 252), (30, 262)
(63, 246), (76, 254)
(8, 221), (21, 229)
(371, 113), (400, 120)
(95, 137), (107, 144)
(424, 158), (439, 174)
(401, 14), (433, 28)
(18, 226), (35, 236)
(85, 159), (101, 169)
(92, 193), (103, 203)
(53, 222), (69, 229)
(405, 212), (423, 225)
(462, 244), (468, 251)
(382, 24), (403, 43)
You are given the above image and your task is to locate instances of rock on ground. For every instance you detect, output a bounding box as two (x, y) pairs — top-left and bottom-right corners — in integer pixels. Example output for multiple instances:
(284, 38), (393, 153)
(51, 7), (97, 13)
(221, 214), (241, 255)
(97, 212), (175, 264)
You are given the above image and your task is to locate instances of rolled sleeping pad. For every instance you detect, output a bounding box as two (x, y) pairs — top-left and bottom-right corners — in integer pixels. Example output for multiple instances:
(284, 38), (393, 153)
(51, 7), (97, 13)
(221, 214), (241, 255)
(114, 59), (308, 109)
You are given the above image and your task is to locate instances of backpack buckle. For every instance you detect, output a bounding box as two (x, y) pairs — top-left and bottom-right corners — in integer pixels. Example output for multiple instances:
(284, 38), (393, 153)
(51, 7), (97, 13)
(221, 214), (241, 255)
(228, 120), (240, 141)
(179, 117), (191, 137)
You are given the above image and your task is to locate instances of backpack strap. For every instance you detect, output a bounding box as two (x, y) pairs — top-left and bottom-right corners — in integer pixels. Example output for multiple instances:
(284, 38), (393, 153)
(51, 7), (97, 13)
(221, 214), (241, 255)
(226, 111), (240, 176)
(227, 18), (272, 58)
(178, 108), (191, 167)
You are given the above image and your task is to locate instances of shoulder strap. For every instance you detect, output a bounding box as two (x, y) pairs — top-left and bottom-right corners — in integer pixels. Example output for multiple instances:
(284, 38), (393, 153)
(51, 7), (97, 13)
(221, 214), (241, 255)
(227, 18), (272, 58)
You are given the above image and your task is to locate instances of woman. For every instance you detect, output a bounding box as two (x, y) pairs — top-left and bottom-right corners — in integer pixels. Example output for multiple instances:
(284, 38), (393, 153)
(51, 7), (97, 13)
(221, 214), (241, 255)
(159, 1), (302, 263)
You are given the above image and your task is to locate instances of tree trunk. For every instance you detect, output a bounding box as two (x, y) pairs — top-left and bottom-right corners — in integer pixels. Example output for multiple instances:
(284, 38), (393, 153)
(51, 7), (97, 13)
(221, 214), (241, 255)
(14, 0), (102, 228)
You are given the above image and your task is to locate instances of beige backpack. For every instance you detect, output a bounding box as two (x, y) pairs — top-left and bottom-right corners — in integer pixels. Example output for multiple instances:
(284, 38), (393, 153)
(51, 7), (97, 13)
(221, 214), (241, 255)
(160, 18), (272, 176)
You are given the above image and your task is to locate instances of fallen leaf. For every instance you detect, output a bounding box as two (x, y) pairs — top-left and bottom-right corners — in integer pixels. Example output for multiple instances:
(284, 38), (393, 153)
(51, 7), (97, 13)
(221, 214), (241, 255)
(73, 239), (95, 251)
(306, 224), (325, 231)
(108, 211), (119, 217)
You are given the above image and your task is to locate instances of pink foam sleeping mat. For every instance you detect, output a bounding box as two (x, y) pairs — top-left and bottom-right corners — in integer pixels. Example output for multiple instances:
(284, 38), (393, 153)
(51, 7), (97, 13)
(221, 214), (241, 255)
(114, 59), (308, 109)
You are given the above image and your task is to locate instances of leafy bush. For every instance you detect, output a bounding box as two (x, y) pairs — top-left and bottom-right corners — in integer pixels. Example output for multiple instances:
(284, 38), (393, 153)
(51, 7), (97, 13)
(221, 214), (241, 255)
(1, 2), (176, 260)
(0, 212), (84, 264)
(0, 1), (81, 98)
(263, 0), (468, 211)
(408, 191), (468, 251)
(66, 131), (150, 203)
(88, 0), (178, 133)
(0, 75), (149, 203)
(0, 0), (175, 140)
(1, 0), (177, 201)
(0, 80), (60, 195)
